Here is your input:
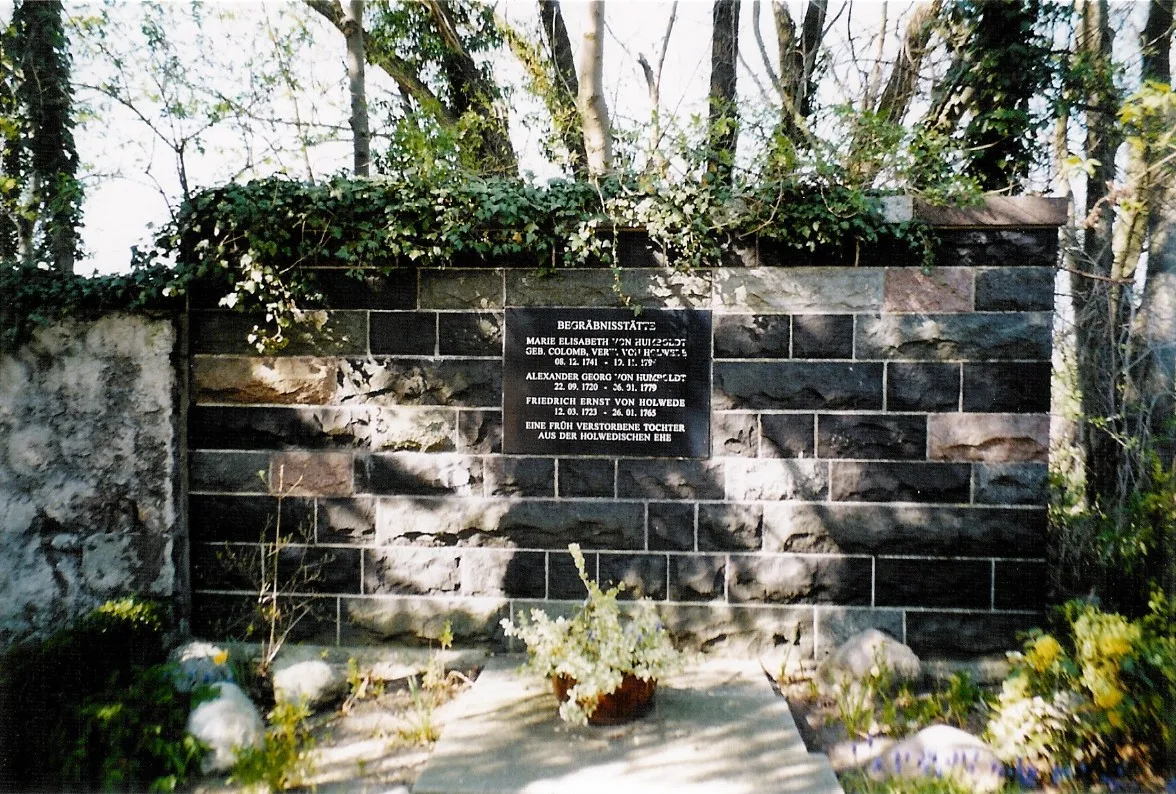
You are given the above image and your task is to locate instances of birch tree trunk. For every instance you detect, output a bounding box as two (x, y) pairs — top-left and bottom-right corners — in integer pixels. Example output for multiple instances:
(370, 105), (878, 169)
(707, 0), (740, 183)
(340, 0), (369, 177)
(578, 1), (612, 176)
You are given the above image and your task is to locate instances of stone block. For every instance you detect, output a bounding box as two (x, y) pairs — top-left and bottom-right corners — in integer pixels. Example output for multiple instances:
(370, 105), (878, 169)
(617, 460), (724, 500)
(194, 543), (360, 595)
(993, 560), (1046, 610)
(271, 451), (355, 496)
(485, 457), (554, 497)
(419, 270), (503, 310)
(189, 405), (367, 450)
(712, 413), (758, 458)
(558, 458), (615, 497)
(962, 362), (1051, 413)
(506, 269), (711, 308)
(728, 554), (871, 605)
(649, 502), (695, 551)
(460, 549), (547, 598)
(855, 313), (1052, 360)
(887, 362), (960, 411)
(974, 462), (1047, 506)
(316, 497), (376, 543)
(668, 555), (726, 602)
(884, 267), (973, 313)
(370, 312), (437, 355)
(659, 603), (814, 656)
(698, 502), (762, 551)
(370, 407), (457, 452)
(928, 413), (1049, 462)
(308, 268), (417, 310)
(875, 558), (990, 609)
(714, 362), (884, 410)
(342, 595), (509, 645)
(725, 459), (828, 501)
(190, 311), (368, 356)
(975, 267), (1055, 311)
(714, 268), (883, 313)
(830, 462), (971, 503)
(818, 414), (927, 459)
(192, 356), (338, 405)
(190, 592), (338, 644)
(599, 553), (669, 600)
(933, 228), (1059, 268)
(792, 315), (853, 359)
(905, 611), (1038, 658)
(548, 549), (598, 599)
(188, 494), (314, 543)
(713, 315), (790, 358)
(458, 410), (501, 453)
(760, 414), (816, 458)
(763, 503), (1046, 558)
(365, 547), (461, 595)
(813, 607), (905, 658)
(337, 358), (501, 407)
(914, 196), (1068, 228)
(438, 312), (504, 356)
(374, 497), (645, 550)
(189, 450), (270, 493)
(356, 453), (483, 496)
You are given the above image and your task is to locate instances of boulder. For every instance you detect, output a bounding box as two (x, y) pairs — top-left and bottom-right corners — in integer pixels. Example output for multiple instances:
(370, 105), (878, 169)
(186, 682), (264, 773)
(169, 641), (234, 693)
(272, 656), (348, 709)
(819, 628), (921, 685)
(865, 725), (1004, 793)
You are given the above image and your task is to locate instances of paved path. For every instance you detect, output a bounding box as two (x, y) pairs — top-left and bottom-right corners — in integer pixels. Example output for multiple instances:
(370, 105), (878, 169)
(414, 657), (843, 794)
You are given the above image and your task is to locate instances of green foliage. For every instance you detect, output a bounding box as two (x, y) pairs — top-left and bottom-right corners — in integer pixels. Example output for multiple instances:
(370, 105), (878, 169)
(0, 597), (209, 792)
(230, 698), (315, 791)
(984, 598), (1176, 785)
(840, 769), (1010, 794)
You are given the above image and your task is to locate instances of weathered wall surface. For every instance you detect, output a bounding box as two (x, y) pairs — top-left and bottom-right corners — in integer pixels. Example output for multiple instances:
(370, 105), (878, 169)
(0, 314), (181, 645)
(187, 199), (1065, 659)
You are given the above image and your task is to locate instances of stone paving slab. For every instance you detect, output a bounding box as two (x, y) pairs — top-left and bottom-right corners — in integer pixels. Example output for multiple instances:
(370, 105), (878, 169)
(413, 657), (843, 794)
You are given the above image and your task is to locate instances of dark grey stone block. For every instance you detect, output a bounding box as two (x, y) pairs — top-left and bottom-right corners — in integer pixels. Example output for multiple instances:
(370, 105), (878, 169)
(725, 459), (828, 501)
(199, 543), (360, 594)
(714, 315), (790, 358)
(189, 494), (314, 543)
(668, 555), (726, 601)
(338, 358), (501, 407)
(438, 312), (504, 356)
(191, 592), (338, 644)
(189, 406), (365, 450)
(934, 229), (1058, 268)
(698, 503), (763, 551)
(975, 267), (1055, 311)
(309, 268), (417, 310)
(485, 458), (554, 497)
(660, 603), (814, 655)
(617, 460), (724, 500)
(649, 502), (695, 551)
(419, 270), (504, 310)
(549, 549), (598, 599)
(994, 560), (1047, 610)
(356, 453), (483, 496)
(963, 362), (1051, 413)
(814, 607), (905, 658)
(365, 547), (461, 595)
(975, 463), (1048, 506)
(887, 363), (960, 411)
(370, 312), (436, 355)
(599, 553), (669, 600)
(728, 554), (871, 605)
(712, 413), (758, 457)
(760, 414), (815, 458)
(316, 497), (377, 543)
(875, 558), (990, 609)
(558, 459), (615, 497)
(714, 362), (884, 410)
(458, 410), (501, 453)
(191, 311), (368, 356)
(856, 313), (1052, 361)
(792, 315), (853, 359)
(906, 611), (1039, 658)
(190, 450), (271, 493)
(830, 462), (971, 503)
(817, 414), (927, 459)
(764, 503), (1047, 558)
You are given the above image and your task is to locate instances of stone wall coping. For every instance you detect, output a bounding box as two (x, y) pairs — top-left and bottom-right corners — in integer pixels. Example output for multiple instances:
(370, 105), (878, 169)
(910, 196), (1069, 228)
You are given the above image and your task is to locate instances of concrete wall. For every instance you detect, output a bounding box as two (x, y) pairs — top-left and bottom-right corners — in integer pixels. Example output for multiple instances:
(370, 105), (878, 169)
(187, 199), (1065, 658)
(0, 314), (183, 645)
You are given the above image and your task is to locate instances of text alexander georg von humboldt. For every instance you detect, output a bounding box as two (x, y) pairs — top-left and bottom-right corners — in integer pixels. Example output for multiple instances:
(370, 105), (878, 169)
(503, 308), (711, 457)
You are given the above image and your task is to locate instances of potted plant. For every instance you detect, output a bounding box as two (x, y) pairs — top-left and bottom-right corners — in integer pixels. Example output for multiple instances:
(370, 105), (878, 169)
(500, 543), (684, 725)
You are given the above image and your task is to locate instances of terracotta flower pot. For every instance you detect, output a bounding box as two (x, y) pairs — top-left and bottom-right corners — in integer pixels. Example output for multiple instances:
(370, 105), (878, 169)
(551, 673), (657, 725)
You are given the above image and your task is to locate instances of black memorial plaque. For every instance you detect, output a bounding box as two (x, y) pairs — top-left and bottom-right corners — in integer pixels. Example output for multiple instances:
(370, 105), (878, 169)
(503, 307), (712, 457)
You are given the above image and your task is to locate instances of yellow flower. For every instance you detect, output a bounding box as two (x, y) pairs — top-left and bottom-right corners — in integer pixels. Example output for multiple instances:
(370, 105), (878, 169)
(1026, 634), (1062, 672)
(213, 649), (229, 666)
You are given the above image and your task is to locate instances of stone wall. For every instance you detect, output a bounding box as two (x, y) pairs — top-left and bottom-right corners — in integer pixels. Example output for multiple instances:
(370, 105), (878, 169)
(187, 198), (1065, 658)
(0, 314), (182, 645)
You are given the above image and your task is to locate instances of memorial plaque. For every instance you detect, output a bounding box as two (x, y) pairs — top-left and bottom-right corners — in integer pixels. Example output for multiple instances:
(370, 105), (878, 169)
(503, 307), (712, 457)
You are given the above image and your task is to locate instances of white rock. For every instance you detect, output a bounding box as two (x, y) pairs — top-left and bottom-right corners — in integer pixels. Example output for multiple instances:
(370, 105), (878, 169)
(169, 641), (235, 693)
(819, 628), (921, 684)
(272, 657), (347, 708)
(186, 682), (264, 773)
(866, 725), (1004, 793)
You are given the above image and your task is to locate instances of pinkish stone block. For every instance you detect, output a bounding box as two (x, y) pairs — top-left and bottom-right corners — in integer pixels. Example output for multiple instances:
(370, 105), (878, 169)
(928, 414), (1049, 462)
(193, 357), (337, 405)
(270, 451), (354, 496)
(884, 268), (974, 313)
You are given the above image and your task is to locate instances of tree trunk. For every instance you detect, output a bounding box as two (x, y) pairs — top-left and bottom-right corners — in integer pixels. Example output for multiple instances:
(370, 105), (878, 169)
(1141, 0), (1173, 81)
(340, 0), (369, 177)
(773, 0), (825, 146)
(708, 0), (741, 183)
(537, 0), (588, 175)
(578, 1), (612, 176)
